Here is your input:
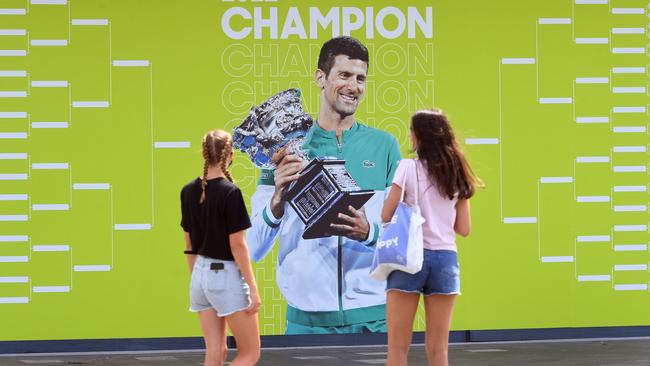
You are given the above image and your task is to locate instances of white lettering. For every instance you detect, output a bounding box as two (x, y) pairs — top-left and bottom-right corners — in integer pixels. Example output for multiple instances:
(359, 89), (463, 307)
(376, 7), (406, 39)
(281, 7), (307, 39)
(377, 236), (399, 249)
(408, 7), (432, 39)
(221, 7), (252, 40)
(342, 7), (364, 36)
(221, 7), (433, 40)
(309, 7), (339, 38)
(365, 7), (374, 39)
(253, 7), (278, 39)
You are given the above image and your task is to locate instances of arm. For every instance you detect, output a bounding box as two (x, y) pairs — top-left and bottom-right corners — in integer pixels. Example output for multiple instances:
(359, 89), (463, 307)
(247, 153), (306, 261)
(330, 136), (403, 244)
(454, 199), (471, 237)
(183, 231), (196, 273)
(269, 153), (305, 218)
(381, 155), (408, 224)
(229, 230), (260, 314)
(247, 185), (283, 261)
(381, 183), (402, 223)
(180, 189), (197, 272)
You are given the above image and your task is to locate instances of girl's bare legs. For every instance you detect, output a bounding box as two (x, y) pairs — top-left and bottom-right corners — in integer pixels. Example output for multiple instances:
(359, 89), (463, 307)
(198, 309), (228, 366)
(226, 310), (261, 366)
(386, 291), (420, 366)
(423, 295), (457, 366)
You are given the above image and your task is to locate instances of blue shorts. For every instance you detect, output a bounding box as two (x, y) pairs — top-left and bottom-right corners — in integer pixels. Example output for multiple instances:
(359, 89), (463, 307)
(386, 249), (460, 296)
(189, 255), (251, 316)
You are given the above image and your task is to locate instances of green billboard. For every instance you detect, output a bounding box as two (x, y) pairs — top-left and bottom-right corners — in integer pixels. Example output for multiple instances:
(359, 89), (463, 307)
(0, 0), (648, 340)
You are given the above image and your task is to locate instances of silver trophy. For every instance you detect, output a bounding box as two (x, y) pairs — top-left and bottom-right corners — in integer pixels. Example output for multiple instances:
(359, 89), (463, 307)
(233, 88), (313, 169)
(233, 89), (372, 239)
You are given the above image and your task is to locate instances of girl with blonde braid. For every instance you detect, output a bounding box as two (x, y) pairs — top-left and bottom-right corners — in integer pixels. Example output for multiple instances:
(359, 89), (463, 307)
(180, 129), (261, 366)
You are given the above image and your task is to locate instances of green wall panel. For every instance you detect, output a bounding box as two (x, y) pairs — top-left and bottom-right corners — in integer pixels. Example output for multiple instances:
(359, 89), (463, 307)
(0, 0), (648, 340)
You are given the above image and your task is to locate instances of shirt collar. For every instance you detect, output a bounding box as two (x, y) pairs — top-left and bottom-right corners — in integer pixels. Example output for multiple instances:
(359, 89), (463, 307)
(310, 120), (359, 140)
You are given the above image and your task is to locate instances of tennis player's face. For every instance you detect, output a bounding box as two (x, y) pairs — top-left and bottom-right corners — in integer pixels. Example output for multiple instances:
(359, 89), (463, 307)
(319, 55), (367, 118)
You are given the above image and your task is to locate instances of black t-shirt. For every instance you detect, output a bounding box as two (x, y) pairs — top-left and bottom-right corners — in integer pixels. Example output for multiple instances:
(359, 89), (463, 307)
(180, 177), (251, 261)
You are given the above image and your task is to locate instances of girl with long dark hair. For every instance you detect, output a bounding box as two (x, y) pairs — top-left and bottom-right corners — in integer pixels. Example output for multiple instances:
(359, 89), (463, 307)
(381, 109), (482, 366)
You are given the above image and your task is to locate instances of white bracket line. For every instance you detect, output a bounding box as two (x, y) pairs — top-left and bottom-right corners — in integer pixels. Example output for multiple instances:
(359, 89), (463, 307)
(31, 163), (69, 170)
(611, 7), (644, 14)
(578, 275), (611, 281)
(0, 70), (27, 77)
(33, 286), (70, 293)
(539, 97), (572, 104)
(612, 67), (644, 73)
(31, 204), (69, 211)
(154, 142), (191, 149)
(614, 244), (647, 251)
(0, 235), (28, 242)
(0, 174), (28, 180)
(30, 40), (67, 46)
(31, 80), (68, 88)
(575, 37), (609, 44)
(542, 256), (574, 263)
(32, 245), (69, 252)
(614, 264), (647, 271)
(613, 225), (647, 232)
(575, 77), (608, 84)
(614, 284), (647, 291)
(114, 224), (151, 230)
(31, 122), (68, 129)
(73, 183), (110, 190)
(613, 126), (646, 133)
(577, 195), (610, 202)
(611, 27), (644, 34)
(0, 194), (28, 201)
(112, 60), (149, 67)
(576, 156), (609, 163)
(576, 117), (609, 123)
(0, 9), (27, 15)
(540, 177), (573, 183)
(0, 277), (29, 283)
(613, 185), (646, 192)
(0, 297), (29, 304)
(613, 205), (647, 212)
(504, 217), (537, 224)
(577, 235), (611, 242)
(0, 50), (27, 56)
(30, 0), (67, 4)
(73, 265), (110, 272)
(71, 101), (109, 108)
(71, 19), (108, 26)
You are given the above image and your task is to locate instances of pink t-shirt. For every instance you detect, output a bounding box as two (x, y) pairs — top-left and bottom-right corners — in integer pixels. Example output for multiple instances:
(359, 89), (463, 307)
(392, 159), (458, 251)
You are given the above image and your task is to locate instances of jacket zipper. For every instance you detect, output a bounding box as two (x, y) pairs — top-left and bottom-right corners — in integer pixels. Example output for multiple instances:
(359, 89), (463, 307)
(337, 236), (344, 325)
(337, 136), (344, 325)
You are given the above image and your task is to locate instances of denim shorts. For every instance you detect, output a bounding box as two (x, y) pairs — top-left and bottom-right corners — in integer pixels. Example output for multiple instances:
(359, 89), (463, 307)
(386, 249), (460, 296)
(189, 255), (251, 316)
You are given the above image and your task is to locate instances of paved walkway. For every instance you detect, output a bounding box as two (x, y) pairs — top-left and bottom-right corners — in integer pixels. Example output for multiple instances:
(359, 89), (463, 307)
(0, 338), (648, 365)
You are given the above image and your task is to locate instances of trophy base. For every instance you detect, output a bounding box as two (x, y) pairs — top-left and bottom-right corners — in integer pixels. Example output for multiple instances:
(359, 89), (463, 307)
(301, 190), (374, 240)
(283, 158), (375, 240)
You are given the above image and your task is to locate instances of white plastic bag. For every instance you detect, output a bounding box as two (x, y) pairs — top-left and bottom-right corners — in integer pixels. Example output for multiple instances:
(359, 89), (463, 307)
(370, 159), (425, 281)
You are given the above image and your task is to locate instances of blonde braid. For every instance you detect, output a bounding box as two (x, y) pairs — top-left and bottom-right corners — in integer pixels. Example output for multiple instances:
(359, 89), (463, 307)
(199, 130), (234, 204)
(219, 141), (234, 183)
(199, 135), (212, 204)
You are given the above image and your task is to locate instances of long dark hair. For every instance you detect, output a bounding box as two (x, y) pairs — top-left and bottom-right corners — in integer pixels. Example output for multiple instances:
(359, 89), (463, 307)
(411, 109), (482, 200)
